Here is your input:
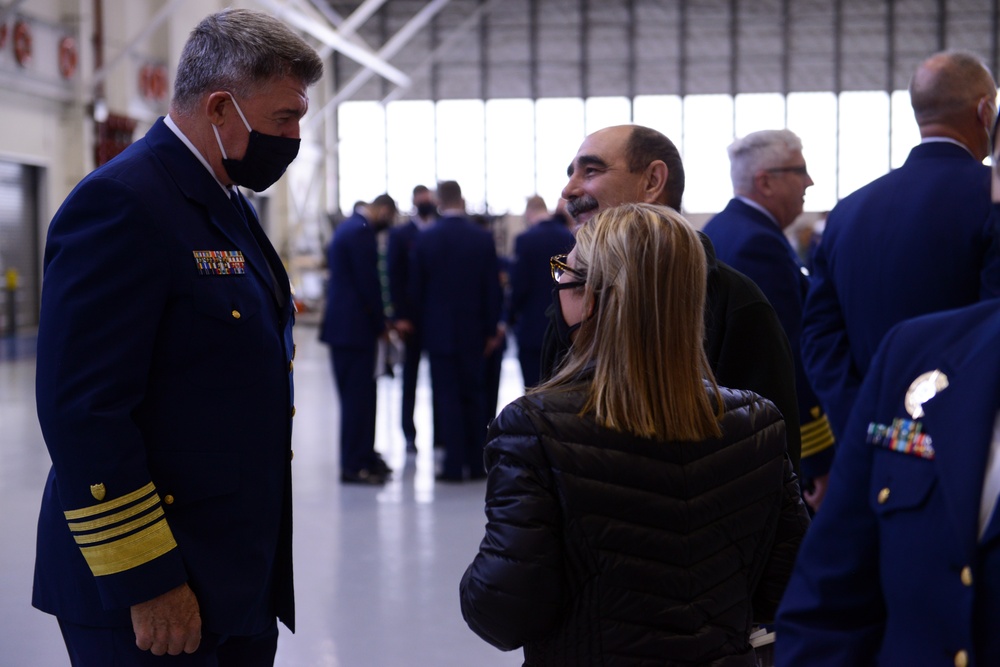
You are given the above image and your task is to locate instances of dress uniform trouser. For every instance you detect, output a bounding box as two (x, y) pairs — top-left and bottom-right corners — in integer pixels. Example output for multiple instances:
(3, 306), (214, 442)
(58, 618), (278, 667)
(400, 333), (420, 443)
(430, 351), (486, 478)
(331, 343), (378, 474)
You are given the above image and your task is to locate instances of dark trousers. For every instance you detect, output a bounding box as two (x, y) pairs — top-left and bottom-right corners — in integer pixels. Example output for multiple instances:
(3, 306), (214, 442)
(331, 344), (377, 474)
(484, 340), (504, 422)
(429, 351), (486, 478)
(400, 334), (421, 442)
(58, 618), (278, 667)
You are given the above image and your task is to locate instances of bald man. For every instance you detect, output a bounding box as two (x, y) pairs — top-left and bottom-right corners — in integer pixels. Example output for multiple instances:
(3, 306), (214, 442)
(801, 50), (1000, 446)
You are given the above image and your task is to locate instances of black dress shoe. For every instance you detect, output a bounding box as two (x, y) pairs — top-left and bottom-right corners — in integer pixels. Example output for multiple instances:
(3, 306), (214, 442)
(435, 473), (464, 483)
(340, 469), (386, 485)
(371, 454), (393, 476)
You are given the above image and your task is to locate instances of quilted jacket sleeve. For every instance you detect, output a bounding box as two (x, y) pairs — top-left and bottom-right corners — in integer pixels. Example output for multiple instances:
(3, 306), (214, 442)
(752, 450), (811, 623)
(460, 399), (567, 651)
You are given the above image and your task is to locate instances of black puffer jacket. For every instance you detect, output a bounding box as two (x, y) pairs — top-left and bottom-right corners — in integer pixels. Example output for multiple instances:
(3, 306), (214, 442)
(460, 384), (810, 666)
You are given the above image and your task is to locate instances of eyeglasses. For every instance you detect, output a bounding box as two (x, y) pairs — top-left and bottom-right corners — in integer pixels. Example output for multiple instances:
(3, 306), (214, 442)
(550, 254), (585, 284)
(766, 165), (810, 177)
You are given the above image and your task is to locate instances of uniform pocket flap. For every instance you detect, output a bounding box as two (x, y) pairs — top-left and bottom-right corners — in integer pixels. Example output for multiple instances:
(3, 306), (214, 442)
(871, 451), (937, 515)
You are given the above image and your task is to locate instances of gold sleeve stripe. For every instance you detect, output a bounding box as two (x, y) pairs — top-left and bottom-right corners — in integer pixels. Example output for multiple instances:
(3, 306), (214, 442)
(801, 415), (831, 436)
(66, 494), (160, 533)
(72, 507), (165, 546)
(79, 519), (178, 577)
(64, 482), (157, 521)
(801, 413), (836, 458)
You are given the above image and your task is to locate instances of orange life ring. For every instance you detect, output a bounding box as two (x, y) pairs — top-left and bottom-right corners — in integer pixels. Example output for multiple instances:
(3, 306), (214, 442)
(58, 36), (77, 79)
(13, 21), (31, 67)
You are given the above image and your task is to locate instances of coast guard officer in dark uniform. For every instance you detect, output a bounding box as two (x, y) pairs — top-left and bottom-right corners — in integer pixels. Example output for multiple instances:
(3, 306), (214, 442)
(387, 185), (437, 453)
(320, 194), (397, 484)
(776, 294), (1000, 667)
(801, 50), (1000, 443)
(508, 196), (575, 389)
(410, 181), (501, 481)
(703, 129), (835, 511)
(31, 9), (322, 665)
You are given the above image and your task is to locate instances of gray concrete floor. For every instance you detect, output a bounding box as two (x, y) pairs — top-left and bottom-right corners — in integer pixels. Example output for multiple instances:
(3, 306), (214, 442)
(0, 325), (524, 666)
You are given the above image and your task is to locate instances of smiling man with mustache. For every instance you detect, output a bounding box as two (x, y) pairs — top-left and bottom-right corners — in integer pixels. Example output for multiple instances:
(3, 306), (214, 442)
(544, 124), (803, 471)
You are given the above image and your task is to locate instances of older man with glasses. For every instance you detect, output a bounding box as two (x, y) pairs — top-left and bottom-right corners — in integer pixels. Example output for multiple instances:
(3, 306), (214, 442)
(703, 129), (836, 512)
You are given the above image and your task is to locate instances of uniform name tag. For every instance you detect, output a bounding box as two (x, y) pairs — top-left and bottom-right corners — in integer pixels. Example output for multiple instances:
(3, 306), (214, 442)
(193, 250), (246, 276)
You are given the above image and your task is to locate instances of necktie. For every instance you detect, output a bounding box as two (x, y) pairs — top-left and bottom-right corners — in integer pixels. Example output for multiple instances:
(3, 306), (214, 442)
(230, 189), (285, 309)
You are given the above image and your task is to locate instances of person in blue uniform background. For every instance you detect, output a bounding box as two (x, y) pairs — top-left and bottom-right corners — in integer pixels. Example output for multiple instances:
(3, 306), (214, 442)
(32, 9), (322, 665)
(703, 129), (835, 512)
(508, 196), (575, 389)
(801, 50), (1000, 443)
(410, 181), (501, 482)
(320, 194), (397, 485)
(386, 184), (437, 454)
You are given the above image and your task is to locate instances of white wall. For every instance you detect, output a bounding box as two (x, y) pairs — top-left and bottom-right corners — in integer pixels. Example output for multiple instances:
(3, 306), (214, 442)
(0, 0), (258, 234)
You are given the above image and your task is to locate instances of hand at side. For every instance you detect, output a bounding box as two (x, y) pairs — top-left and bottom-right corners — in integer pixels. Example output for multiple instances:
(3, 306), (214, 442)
(130, 582), (202, 656)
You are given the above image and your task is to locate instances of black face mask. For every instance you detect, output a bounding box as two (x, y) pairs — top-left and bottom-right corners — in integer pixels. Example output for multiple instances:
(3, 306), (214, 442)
(551, 283), (584, 347)
(213, 94), (300, 192)
(416, 201), (438, 218)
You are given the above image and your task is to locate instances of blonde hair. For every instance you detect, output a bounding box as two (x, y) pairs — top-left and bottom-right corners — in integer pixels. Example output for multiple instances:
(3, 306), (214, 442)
(537, 203), (723, 441)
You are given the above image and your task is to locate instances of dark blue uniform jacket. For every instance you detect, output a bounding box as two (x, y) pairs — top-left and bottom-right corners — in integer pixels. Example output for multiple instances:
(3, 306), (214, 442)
(33, 118), (296, 636)
(704, 198), (835, 478)
(778, 298), (1000, 666)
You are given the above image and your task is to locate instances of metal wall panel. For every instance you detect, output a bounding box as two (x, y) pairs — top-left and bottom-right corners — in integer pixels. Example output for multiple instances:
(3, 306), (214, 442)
(323, 0), (1000, 101)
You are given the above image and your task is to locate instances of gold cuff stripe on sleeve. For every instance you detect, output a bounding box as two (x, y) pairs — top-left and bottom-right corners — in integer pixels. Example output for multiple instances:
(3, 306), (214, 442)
(72, 507), (166, 546)
(64, 482), (157, 521)
(801, 414), (835, 458)
(79, 519), (178, 577)
(66, 494), (160, 533)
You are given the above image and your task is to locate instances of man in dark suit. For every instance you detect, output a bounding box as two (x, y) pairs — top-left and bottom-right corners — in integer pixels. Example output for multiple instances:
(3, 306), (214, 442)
(703, 129), (835, 511)
(802, 50), (1000, 442)
(31, 9), (322, 665)
(386, 185), (437, 453)
(776, 294), (1000, 666)
(552, 124), (802, 471)
(410, 181), (501, 481)
(508, 196), (575, 388)
(320, 194), (397, 485)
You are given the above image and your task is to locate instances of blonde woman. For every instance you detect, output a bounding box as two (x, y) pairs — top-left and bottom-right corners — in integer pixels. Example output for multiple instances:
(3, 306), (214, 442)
(460, 203), (809, 666)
